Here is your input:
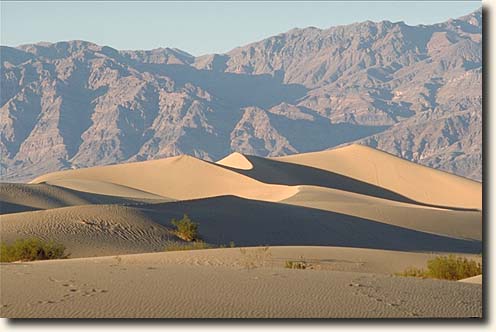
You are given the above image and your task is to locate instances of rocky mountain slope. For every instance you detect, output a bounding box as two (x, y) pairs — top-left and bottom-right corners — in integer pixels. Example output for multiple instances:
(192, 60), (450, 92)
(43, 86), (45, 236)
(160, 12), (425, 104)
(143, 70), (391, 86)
(0, 9), (482, 181)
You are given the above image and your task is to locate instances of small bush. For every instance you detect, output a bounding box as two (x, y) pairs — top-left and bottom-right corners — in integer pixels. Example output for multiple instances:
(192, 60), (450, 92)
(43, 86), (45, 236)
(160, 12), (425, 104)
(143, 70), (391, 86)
(164, 241), (212, 252)
(0, 238), (68, 262)
(171, 214), (199, 242)
(427, 255), (482, 280)
(285, 260), (307, 270)
(396, 255), (482, 280)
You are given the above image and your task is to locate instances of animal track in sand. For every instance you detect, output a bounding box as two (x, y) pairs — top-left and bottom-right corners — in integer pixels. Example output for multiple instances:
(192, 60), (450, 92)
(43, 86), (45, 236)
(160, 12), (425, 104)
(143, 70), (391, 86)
(33, 277), (109, 305)
(349, 276), (419, 317)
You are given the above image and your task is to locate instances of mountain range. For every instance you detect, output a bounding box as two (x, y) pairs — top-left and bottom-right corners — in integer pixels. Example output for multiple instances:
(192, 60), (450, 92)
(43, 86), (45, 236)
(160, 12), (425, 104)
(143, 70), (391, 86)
(0, 8), (482, 182)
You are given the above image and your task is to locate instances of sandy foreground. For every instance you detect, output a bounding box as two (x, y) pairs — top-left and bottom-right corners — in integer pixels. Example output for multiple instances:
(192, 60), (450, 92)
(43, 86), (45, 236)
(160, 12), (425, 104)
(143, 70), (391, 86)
(0, 247), (482, 318)
(0, 144), (483, 318)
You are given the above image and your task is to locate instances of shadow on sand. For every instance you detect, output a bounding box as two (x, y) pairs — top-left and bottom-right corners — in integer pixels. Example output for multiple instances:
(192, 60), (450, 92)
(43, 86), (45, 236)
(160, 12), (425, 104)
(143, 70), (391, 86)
(141, 195), (481, 254)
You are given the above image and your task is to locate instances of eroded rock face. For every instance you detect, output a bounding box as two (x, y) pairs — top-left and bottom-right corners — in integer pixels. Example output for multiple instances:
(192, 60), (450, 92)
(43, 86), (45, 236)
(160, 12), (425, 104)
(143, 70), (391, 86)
(0, 9), (481, 182)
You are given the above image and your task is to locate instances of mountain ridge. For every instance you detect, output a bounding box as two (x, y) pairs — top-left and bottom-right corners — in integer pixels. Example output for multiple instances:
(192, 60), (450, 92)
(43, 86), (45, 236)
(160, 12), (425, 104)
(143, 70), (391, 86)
(0, 8), (482, 182)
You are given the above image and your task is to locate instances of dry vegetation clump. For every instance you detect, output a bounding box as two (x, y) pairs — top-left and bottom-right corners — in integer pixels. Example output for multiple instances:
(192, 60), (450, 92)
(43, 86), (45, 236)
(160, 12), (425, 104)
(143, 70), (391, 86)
(0, 238), (68, 262)
(285, 260), (308, 270)
(163, 239), (236, 252)
(239, 246), (272, 269)
(171, 214), (199, 242)
(397, 267), (425, 278)
(396, 255), (482, 280)
(164, 240), (213, 252)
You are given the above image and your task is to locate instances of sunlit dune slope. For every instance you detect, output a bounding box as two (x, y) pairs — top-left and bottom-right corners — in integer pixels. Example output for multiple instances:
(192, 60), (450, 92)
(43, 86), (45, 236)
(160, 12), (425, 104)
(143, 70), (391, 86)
(217, 152), (254, 170)
(0, 182), (171, 214)
(44, 179), (168, 199)
(273, 144), (481, 209)
(282, 186), (481, 241)
(30, 155), (297, 202)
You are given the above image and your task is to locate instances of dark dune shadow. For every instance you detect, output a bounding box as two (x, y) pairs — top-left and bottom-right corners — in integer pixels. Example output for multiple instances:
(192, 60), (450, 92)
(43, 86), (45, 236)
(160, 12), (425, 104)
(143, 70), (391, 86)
(216, 155), (416, 204)
(131, 63), (308, 109)
(216, 155), (480, 212)
(139, 196), (481, 254)
(0, 201), (41, 214)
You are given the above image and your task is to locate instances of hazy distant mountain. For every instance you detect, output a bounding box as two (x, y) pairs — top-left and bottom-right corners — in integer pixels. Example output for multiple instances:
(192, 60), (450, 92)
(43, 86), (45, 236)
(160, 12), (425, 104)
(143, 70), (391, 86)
(0, 9), (481, 182)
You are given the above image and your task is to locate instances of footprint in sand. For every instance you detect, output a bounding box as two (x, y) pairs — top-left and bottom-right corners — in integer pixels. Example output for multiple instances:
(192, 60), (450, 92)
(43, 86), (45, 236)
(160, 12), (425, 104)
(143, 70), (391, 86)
(349, 276), (418, 317)
(40, 276), (108, 304)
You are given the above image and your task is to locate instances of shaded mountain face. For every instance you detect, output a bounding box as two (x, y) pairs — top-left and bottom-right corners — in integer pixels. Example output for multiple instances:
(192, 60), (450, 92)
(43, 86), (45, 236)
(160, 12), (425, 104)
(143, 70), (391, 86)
(0, 9), (481, 182)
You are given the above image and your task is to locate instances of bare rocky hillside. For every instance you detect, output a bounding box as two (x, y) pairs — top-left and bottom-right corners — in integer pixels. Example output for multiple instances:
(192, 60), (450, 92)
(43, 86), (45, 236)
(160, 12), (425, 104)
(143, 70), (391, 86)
(0, 9), (481, 181)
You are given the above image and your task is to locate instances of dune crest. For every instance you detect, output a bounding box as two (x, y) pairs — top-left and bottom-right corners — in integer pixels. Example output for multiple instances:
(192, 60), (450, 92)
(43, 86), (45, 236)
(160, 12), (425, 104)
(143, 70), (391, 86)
(216, 152), (254, 170)
(275, 144), (482, 210)
(2, 145), (482, 319)
(31, 154), (297, 202)
(46, 179), (168, 199)
(283, 185), (481, 241)
(2, 145), (480, 258)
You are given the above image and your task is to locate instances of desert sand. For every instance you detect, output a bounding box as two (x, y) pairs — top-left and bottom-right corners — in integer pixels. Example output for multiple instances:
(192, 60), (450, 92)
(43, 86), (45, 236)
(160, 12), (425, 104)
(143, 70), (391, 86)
(459, 275), (483, 284)
(0, 247), (482, 318)
(0, 144), (483, 318)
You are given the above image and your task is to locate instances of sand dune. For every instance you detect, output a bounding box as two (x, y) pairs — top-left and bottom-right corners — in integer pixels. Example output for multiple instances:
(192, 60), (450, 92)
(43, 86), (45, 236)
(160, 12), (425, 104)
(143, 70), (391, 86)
(217, 152), (254, 170)
(283, 186), (482, 241)
(2, 146), (482, 257)
(1, 145), (483, 318)
(274, 144), (482, 210)
(81, 246), (480, 275)
(214, 149), (481, 242)
(459, 275), (482, 284)
(145, 196), (480, 253)
(0, 182), (171, 215)
(45, 179), (168, 199)
(1, 183), (91, 213)
(1, 195), (482, 257)
(218, 151), (416, 204)
(28, 144), (481, 211)
(0, 205), (177, 257)
(31, 155), (297, 202)
(0, 247), (482, 318)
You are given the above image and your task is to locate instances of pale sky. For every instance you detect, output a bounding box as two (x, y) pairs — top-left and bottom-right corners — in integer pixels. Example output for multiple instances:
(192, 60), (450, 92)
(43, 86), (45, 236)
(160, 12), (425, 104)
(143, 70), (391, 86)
(0, 1), (482, 56)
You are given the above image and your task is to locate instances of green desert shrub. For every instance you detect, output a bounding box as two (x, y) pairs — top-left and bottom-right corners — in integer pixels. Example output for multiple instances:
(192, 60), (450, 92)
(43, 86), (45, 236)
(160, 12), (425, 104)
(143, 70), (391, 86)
(171, 214), (199, 242)
(426, 255), (482, 280)
(396, 255), (482, 280)
(0, 238), (68, 262)
(164, 240), (212, 252)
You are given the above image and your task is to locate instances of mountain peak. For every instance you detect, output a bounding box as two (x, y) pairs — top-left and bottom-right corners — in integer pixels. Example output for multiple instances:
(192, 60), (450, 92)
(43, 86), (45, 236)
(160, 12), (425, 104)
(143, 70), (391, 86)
(0, 9), (481, 182)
